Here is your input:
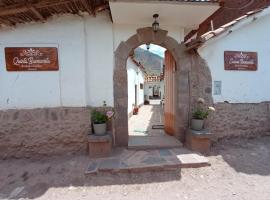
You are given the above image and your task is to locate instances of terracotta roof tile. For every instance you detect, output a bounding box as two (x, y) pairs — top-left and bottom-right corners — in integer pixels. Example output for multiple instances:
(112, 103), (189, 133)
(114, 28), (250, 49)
(185, 6), (270, 49)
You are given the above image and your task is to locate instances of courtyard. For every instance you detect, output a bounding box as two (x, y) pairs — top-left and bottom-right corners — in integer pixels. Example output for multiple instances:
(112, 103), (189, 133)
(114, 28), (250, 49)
(1, 136), (269, 200)
(128, 103), (182, 149)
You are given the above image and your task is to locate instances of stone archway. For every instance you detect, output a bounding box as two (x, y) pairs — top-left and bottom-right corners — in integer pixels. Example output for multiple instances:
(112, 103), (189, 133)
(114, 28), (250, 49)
(113, 27), (213, 147)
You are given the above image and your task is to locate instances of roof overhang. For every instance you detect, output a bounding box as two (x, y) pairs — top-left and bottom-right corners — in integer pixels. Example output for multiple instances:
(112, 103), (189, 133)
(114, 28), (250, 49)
(109, 0), (220, 29)
(185, 6), (270, 51)
(0, 0), (109, 27)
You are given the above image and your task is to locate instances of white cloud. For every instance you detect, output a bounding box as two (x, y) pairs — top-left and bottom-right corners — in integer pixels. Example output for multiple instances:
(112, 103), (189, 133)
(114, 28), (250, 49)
(140, 44), (166, 58)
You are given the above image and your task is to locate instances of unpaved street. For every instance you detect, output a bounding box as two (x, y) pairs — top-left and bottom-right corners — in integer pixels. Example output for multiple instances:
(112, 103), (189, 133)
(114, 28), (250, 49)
(0, 136), (270, 200)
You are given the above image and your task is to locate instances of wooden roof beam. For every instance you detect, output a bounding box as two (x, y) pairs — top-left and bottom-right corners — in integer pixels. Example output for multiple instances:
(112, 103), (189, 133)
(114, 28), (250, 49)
(95, 3), (109, 12)
(0, 6), (29, 16)
(0, 0), (109, 19)
(0, 18), (14, 26)
(0, 0), (81, 17)
(81, 0), (93, 15)
(26, 4), (45, 22)
(90, 0), (96, 16)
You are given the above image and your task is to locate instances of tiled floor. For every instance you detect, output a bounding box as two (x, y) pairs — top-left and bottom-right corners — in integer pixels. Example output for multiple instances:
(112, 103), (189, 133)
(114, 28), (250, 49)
(128, 104), (182, 149)
(85, 148), (210, 174)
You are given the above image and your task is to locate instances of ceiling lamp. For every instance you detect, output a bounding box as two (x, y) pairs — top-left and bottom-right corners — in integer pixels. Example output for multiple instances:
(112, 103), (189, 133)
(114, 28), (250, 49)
(146, 44), (150, 50)
(152, 14), (159, 33)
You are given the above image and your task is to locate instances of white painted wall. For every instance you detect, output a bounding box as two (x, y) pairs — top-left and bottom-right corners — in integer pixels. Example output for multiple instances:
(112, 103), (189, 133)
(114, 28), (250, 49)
(84, 14), (114, 107)
(198, 12), (270, 103)
(0, 12), (185, 110)
(0, 15), (86, 109)
(127, 58), (145, 114)
(144, 81), (164, 100)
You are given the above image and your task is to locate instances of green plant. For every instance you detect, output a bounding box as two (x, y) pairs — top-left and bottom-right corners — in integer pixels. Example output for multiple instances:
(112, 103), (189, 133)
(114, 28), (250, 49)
(91, 110), (108, 124)
(192, 98), (215, 120)
(192, 109), (209, 120)
(91, 102), (114, 124)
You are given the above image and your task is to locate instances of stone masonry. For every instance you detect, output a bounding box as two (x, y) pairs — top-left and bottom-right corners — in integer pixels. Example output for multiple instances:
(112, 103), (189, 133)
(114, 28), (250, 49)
(114, 27), (189, 146)
(0, 107), (91, 159)
(210, 102), (270, 139)
(114, 27), (214, 146)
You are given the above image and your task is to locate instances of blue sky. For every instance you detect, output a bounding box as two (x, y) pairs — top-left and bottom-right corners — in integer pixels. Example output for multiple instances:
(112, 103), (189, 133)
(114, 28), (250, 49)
(140, 44), (166, 58)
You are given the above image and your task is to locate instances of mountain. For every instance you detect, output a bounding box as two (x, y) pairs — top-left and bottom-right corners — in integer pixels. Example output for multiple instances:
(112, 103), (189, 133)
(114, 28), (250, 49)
(133, 47), (163, 76)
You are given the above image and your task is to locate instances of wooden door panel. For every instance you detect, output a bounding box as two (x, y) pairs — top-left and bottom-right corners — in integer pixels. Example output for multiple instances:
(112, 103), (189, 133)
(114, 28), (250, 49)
(164, 50), (176, 136)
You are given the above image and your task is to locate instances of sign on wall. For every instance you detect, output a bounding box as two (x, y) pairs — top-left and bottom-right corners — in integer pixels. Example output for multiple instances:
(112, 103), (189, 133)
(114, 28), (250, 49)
(224, 51), (258, 71)
(5, 47), (59, 71)
(214, 81), (222, 95)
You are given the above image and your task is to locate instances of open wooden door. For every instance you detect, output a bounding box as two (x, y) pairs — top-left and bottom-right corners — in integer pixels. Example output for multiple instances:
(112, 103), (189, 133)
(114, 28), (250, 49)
(164, 50), (176, 136)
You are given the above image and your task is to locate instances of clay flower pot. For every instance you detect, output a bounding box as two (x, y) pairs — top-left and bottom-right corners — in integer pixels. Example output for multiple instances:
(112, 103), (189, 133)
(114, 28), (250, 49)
(93, 123), (107, 135)
(191, 119), (204, 131)
(133, 107), (139, 115)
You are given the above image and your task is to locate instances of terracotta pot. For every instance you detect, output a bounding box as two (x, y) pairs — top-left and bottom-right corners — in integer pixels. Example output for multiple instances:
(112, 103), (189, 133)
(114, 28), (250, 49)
(191, 119), (204, 131)
(133, 107), (139, 115)
(93, 123), (107, 135)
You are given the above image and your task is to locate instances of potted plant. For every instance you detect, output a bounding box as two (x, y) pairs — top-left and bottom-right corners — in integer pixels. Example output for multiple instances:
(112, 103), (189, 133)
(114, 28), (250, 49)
(133, 104), (139, 115)
(91, 107), (114, 135)
(191, 98), (215, 131)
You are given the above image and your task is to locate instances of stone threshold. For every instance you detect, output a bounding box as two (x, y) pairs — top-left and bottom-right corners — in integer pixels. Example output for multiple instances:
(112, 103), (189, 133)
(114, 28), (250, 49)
(85, 148), (210, 174)
(128, 136), (183, 150)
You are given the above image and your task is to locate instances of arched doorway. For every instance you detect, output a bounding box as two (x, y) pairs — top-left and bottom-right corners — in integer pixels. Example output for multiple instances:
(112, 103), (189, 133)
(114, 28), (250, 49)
(113, 27), (191, 147)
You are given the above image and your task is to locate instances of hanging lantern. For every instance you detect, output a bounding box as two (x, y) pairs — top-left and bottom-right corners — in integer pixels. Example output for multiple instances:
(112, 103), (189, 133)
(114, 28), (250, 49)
(146, 43), (150, 50)
(152, 14), (159, 32)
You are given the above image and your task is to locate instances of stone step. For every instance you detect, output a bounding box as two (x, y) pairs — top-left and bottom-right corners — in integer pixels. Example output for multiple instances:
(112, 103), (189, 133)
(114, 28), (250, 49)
(128, 144), (183, 150)
(85, 148), (210, 174)
(128, 135), (183, 150)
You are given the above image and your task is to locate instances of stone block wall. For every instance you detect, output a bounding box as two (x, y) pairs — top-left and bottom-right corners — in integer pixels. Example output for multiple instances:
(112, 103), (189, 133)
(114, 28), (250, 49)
(189, 52), (213, 109)
(0, 107), (91, 159)
(209, 102), (270, 139)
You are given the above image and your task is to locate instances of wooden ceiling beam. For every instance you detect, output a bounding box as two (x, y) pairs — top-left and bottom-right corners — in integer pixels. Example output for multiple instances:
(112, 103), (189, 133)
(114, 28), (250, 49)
(90, 0), (96, 16)
(0, 0), (81, 17)
(0, 7), (29, 16)
(0, 0), (110, 26)
(81, 0), (93, 15)
(26, 3), (45, 22)
(95, 3), (109, 12)
(0, 18), (14, 26)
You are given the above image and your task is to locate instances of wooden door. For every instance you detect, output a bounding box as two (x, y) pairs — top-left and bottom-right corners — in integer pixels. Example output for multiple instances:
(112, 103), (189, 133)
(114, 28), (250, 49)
(164, 50), (176, 136)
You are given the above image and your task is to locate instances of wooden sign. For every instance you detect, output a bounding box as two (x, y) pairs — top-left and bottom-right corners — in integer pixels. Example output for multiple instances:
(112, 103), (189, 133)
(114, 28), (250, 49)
(5, 47), (59, 71)
(224, 51), (257, 71)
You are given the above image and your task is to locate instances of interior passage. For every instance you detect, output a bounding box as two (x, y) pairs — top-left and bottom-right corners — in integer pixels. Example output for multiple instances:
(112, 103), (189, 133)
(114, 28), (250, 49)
(128, 101), (182, 149)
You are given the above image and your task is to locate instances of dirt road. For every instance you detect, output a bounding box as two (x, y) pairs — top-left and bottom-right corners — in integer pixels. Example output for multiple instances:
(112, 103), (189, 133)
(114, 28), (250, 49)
(0, 136), (270, 200)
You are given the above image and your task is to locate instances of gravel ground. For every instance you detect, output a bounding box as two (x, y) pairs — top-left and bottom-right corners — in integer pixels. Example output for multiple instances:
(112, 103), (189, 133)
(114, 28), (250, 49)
(0, 136), (270, 200)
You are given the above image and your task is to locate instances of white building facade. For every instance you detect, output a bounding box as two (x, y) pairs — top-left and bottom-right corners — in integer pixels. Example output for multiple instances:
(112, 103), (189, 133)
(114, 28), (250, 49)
(197, 7), (270, 138)
(1, 1), (269, 158)
(127, 58), (145, 116)
(198, 7), (270, 103)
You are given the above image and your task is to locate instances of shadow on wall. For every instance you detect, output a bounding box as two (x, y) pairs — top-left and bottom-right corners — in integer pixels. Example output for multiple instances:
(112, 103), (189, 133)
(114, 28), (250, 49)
(210, 136), (270, 176)
(0, 155), (181, 199)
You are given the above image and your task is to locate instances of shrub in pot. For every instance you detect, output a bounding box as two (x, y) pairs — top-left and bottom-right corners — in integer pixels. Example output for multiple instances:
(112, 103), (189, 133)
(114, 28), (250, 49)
(91, 108), (114, 135)
(191, 98), (215, 131)
(133, 106), (139, 115)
